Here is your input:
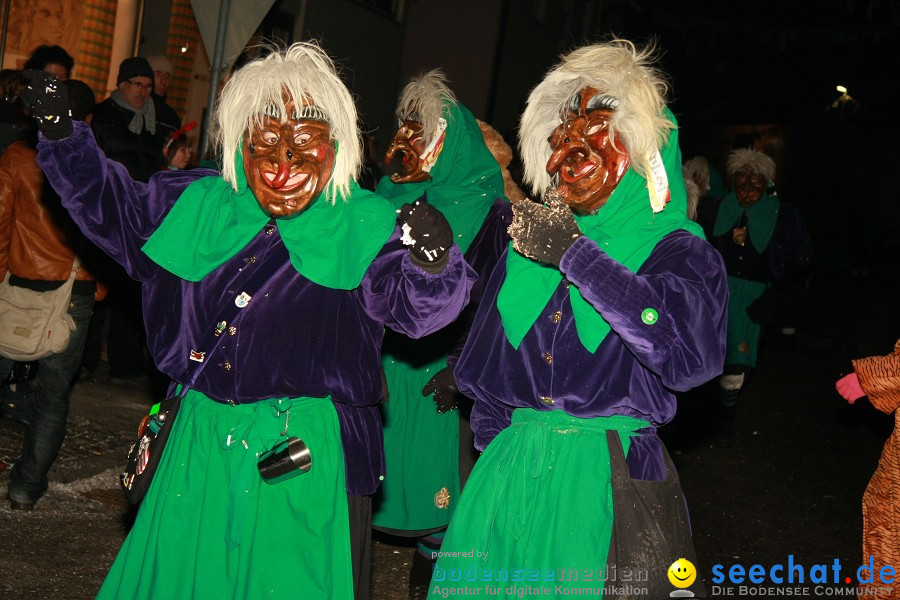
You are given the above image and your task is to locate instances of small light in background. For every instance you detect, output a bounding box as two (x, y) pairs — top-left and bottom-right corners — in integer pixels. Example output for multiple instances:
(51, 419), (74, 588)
(836, 85), (847, 93)
(181, 44), (189, 53)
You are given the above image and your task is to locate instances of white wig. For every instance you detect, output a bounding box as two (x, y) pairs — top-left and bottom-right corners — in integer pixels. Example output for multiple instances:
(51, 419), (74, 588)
(212, 41), (361, 204)
(519, 38), (673, 196)
(396, 69), (457, 143)
(726, 148), (776, 181)
(683, 156), (710, 190)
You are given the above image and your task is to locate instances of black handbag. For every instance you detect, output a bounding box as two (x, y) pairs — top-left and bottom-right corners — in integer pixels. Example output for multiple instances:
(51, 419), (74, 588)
(120, 393), (183, 504)
(118, 239), (288, 504)
(605, 430), (706, 599)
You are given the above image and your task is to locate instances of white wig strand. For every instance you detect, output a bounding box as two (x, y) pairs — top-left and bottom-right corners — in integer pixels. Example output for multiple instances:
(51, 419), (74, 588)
(683, 156), (710, 185)
(213, 41), (362, 203)
(518, 38), (673, 196)
(726, 148), (776, 181)
(396, 69), (457, 143)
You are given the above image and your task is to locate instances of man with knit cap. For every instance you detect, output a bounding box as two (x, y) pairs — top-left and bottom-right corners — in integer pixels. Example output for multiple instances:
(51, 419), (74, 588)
(429, 39), (726, 597)
(22, 41), (473, 599)
(90, 56), (164, 386)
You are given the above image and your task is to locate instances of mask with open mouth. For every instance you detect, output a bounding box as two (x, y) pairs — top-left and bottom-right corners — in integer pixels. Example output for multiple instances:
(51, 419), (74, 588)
(243, 99), (336, 219)
(546, 87), (630, 215)
(384, 117), (432, 184)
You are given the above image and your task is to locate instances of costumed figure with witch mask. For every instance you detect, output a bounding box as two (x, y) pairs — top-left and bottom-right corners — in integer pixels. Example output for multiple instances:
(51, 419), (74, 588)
(372, 70), (511, 597)
(428, 39), (727, 597)
(706, 149), (810, 414)
(22, 42), (475, 599)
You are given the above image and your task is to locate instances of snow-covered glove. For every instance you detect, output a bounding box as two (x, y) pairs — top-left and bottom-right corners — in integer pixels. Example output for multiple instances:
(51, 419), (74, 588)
(836, 372), (865, 404)
(21, 70), (72, 140)
(422, 366), (460, 414)
(508, 190), (582, 267)
(399, 200), (453, 273)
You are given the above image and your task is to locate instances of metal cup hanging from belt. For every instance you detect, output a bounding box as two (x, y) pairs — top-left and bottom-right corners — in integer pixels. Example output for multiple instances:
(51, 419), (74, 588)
(257, 436), (312, 484)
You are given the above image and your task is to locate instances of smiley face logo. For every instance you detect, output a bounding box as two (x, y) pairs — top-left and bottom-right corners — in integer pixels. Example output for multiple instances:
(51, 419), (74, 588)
(667, 558), (697, 588)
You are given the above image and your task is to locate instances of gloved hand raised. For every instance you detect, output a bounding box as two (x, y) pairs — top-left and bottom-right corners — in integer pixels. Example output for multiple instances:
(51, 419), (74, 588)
(508, 189), (582, 267)
(21, 70), (73, 141)
(836, 372), (865, 404)
(398, 199), (453, 273)
(422, 366), (461, 414)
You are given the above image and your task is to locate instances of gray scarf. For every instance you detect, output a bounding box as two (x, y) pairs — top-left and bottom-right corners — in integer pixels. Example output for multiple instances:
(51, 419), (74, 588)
(110, 89), (156, 135)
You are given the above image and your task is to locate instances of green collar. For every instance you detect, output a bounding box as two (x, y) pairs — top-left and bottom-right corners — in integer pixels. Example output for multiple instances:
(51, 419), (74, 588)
(142, 149), (397, 289)
(497, 113), (704, 352)
(712, 185), (779, 253)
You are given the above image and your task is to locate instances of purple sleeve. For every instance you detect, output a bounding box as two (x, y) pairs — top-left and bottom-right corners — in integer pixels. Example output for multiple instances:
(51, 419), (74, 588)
(360, 230), (476, 339)
(447, 199), (512, 366)
(470, 392), (514, 451)
(36, 122), (214, 281)
(560, 231), (728, 391)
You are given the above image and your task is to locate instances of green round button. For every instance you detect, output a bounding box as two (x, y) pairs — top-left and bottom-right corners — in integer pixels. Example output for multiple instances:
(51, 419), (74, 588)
(641, 308), (659, 325)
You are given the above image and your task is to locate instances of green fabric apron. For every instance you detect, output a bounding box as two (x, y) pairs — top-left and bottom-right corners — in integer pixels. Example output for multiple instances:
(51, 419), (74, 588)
(374, 354), (460, 531)
(373, 99), (505, 533)
(725, 275), (768, 367)
(429, 409), (649, 597)
(97, 391), (353, 600)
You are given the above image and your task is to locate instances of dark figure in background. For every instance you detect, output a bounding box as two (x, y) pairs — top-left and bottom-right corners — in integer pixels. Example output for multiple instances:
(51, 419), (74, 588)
(704, 148), (810, 416)
(23, 44), (74, 81)
(372, 70), (510, 599)
(144, 54), (181, 140)
(0, 77), (103, 511)
(88, 57), (166, 386)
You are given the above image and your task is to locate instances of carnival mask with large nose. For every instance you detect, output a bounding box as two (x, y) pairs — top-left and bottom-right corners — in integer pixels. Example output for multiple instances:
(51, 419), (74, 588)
(243, 99), (336, 219)
(546, 87), (630, 215)
(384, 115), (432, 184)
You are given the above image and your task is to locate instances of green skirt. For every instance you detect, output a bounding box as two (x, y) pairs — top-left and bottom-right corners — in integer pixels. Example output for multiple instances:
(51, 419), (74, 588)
(97, 391), (353, 599)
(725, 276), (768, 367)
(429, 409), (648, 597)
(373, 353), (460, 532)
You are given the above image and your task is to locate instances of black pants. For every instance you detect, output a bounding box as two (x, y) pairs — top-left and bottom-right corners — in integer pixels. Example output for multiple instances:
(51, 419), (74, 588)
(348, 494), (372, 600)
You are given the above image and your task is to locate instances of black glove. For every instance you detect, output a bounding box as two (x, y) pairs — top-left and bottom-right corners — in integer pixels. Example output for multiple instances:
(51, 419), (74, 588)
(398, 200), (453, 273)
(422, 366), (461, 414)
(508, 190), (582, 267)
(21, 70), (72, 141)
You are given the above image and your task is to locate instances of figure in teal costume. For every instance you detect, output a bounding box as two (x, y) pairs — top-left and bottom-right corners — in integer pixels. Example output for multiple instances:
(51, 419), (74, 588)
(373, 70), (509, 596)
(706, 148), (808, 407)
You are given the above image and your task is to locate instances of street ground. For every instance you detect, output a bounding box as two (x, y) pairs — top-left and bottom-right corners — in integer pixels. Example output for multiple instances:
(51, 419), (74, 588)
(0, 257), (897, 599)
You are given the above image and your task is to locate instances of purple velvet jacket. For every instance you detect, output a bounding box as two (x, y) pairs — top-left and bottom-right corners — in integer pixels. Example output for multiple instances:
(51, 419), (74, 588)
(456, 232), (728, 479)
(37, 123), (476, 495)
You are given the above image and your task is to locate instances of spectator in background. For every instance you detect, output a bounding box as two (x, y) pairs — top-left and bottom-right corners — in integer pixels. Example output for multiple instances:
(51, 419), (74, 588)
(161, 121), (196, 171)
(144, 54), (181, 138)
(90, 57), (165, 386)
(0, 77), (104, 511)
(23, 44), (74, 81)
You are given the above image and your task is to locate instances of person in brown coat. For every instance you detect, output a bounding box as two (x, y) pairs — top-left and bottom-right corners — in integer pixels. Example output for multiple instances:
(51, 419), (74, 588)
(0, 77), (105, 510)
(836, 338), (900, 596)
